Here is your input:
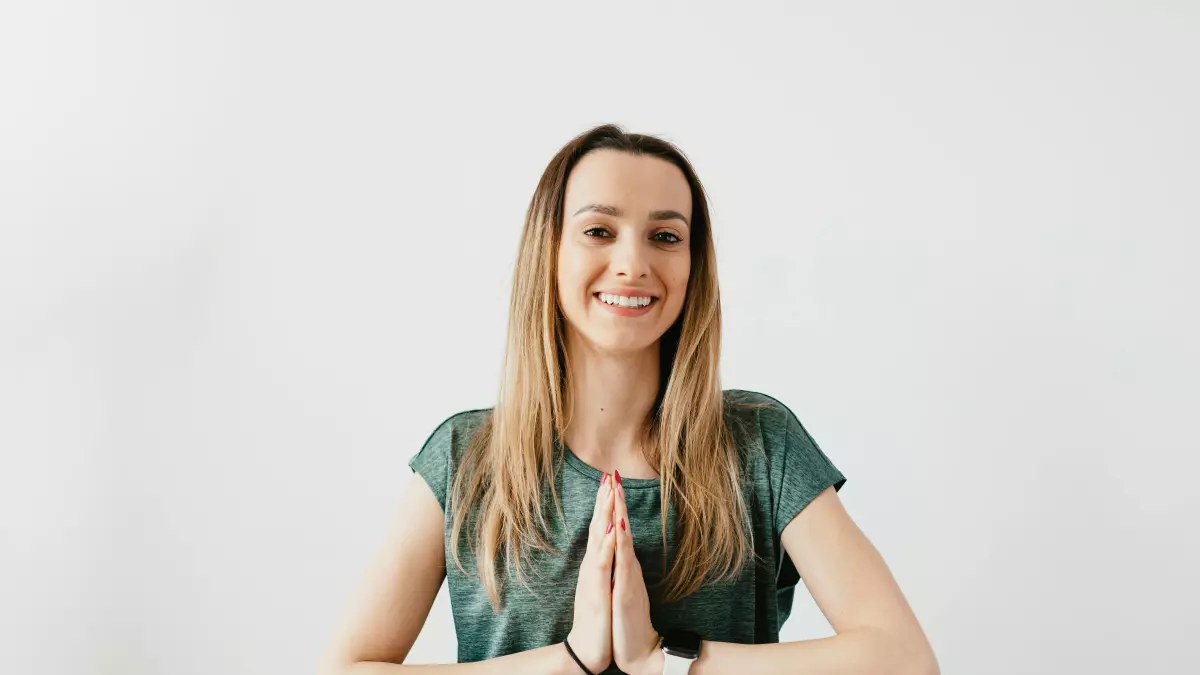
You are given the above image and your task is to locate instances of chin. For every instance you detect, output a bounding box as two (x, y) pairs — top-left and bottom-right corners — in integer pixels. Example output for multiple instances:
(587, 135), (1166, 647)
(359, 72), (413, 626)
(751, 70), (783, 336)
(588, 333), (662, 356)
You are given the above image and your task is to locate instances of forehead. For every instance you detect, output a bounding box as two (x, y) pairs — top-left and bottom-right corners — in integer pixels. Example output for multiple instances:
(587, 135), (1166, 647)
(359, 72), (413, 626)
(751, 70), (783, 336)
(563, 149), (692, 220)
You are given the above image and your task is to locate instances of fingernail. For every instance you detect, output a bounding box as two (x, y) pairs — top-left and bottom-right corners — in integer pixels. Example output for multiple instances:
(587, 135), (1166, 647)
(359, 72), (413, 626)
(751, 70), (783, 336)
(614, 470), (622, 485)
(600, 472), (608, 486)
(620, 518), (626, 531)
(606, 521), (613, 534)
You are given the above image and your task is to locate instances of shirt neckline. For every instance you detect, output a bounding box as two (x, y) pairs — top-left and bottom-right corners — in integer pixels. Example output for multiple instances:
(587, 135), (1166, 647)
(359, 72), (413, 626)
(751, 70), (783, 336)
(560, 441), (661, 489)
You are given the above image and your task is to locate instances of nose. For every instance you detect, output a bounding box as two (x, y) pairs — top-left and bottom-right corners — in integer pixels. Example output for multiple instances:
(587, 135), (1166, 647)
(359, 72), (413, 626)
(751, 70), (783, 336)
(611, 235), (650, 279)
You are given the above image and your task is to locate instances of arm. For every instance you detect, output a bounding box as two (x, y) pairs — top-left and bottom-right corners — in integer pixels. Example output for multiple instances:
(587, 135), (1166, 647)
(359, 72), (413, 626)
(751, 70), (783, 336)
(339, 645), (580, 675)
(683, 487), (938, 675)
(316, 472), (583, 675)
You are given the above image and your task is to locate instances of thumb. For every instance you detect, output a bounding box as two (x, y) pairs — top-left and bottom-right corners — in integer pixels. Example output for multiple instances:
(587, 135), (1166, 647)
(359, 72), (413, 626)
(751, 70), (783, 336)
(598, 517), (617, 578)
(613, 517), (631, 590)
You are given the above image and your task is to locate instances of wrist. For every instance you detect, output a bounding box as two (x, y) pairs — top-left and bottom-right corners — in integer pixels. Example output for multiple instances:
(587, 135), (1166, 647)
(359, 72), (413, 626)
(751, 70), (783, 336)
(618, 633), (665, 675)
(561, 636), (601, 675)
(558, 642), (578, 675)
(641, 647), (665, 675)
(658, 632), (702, 675)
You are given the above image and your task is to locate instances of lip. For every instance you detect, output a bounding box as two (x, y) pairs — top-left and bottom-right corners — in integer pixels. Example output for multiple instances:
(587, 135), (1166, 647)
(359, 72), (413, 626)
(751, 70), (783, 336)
(594, 292), (657, 317)
(594, 288), (659, 299)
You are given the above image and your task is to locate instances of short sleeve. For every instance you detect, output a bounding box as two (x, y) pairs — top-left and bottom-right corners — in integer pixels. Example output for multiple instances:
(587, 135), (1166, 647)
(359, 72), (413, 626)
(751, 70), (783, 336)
(408, 417), (455, 512)
(769, 400), (847, 537)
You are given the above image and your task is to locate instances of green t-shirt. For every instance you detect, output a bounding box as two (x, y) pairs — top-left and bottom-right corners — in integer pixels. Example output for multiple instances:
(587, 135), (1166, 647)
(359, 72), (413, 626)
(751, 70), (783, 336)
(408, 389), (846, 674)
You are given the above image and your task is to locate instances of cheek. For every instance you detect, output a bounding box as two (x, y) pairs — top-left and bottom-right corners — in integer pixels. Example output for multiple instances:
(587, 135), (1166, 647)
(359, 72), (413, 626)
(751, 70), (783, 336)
(668, 258), (691, 298)
(555, 243), (578, 284)
(555, 248), (594, 304)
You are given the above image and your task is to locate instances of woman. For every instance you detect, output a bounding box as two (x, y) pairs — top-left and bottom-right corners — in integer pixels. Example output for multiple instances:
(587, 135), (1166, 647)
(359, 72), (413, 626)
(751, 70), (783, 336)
(319, 125), (938, 675)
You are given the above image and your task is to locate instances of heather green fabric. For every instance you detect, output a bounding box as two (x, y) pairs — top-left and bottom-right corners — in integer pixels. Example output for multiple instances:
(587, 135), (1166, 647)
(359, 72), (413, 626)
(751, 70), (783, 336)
(408, 389), (846, 674)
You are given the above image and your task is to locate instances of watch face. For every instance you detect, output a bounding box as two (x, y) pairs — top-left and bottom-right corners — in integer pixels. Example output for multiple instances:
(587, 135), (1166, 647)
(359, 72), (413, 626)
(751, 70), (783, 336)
(662, 629), (701, 659)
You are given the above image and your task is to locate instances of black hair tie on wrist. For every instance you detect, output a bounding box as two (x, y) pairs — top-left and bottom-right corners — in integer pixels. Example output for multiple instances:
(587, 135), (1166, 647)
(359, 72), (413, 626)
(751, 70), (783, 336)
(562, 638), (595, 675)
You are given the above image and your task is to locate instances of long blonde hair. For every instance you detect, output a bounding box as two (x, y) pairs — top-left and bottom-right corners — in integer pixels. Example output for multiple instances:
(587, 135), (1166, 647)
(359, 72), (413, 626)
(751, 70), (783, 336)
(449, 123), (759, 610)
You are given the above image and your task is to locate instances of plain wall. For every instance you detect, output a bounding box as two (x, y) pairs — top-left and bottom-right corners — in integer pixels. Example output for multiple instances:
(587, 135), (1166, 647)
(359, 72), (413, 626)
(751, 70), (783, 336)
(2, 1), (1197, 673)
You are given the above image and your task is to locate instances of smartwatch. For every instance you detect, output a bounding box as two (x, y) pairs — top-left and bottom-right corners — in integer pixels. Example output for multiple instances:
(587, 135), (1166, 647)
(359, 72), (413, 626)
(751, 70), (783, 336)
(660, 629), (701, 674)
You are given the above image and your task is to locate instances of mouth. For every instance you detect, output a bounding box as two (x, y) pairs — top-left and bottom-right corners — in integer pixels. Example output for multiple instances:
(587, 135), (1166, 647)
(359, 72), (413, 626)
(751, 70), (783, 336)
(593, 292), (658, 315)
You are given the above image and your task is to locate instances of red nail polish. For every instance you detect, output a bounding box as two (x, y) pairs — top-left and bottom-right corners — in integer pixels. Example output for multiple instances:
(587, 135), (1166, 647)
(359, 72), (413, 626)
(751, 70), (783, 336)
(614, 470), (622, 485)
(606, 521), (613, 534)
(620, 518), (626, 531)
(600, 472), (608, 486)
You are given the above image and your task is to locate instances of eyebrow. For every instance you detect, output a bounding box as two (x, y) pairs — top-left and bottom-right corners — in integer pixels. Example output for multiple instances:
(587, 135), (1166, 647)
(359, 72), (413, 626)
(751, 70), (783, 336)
(571, 203), (690, 227)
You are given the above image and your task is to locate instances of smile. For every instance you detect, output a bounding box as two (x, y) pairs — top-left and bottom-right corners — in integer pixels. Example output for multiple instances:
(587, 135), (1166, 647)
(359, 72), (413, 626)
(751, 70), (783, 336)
(593, 292), (657, 316)
(596, 292), (655, 308)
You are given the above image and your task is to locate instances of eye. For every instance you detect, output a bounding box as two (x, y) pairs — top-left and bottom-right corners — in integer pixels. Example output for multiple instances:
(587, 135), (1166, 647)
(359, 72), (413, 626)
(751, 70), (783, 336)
(584, 226), (613, 238)
(653, 231), (683, 244)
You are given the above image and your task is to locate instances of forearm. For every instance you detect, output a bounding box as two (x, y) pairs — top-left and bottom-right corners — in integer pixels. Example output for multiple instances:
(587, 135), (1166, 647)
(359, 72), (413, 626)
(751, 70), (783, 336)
(336, 643), (581, 675)
(685, 629), (936, 675)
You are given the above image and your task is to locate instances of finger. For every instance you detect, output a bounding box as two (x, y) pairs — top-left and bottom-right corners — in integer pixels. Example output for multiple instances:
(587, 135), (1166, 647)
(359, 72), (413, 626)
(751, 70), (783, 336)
(612, 479), (633, 586)
(612, 511), (622, 591)
(590, 472), (610, 519)
(615, 478), (631, 546)
(597, 512), (617, 580)
(588, 473), (615, 552)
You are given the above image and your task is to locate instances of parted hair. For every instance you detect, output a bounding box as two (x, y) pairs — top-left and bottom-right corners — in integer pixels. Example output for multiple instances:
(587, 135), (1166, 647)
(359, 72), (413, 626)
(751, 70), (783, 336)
(448, 123), (762, 611)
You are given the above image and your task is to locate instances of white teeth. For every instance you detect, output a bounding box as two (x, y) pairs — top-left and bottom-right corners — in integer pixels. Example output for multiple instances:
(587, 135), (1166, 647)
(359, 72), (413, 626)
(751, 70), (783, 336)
(598, 293), (653, 308)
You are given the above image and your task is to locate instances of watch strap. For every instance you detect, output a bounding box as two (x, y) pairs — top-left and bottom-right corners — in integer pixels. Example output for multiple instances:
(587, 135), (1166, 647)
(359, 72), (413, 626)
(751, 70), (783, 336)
(662, 651), (694, 675)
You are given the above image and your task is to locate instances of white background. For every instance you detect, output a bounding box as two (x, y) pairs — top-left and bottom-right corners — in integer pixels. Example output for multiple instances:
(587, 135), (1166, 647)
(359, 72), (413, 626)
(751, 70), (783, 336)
(2, 2), (1197, 673)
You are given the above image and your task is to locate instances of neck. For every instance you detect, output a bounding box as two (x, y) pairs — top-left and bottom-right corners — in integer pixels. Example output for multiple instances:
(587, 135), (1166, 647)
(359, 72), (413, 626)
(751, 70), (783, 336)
(561, 331), (662, 479)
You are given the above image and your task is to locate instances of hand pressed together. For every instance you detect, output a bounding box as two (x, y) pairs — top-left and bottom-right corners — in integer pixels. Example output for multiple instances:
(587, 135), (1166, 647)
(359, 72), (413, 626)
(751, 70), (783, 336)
(610, 473), (664, 675)
(565, 471), (618, 673)
(566, 471), (664, 675)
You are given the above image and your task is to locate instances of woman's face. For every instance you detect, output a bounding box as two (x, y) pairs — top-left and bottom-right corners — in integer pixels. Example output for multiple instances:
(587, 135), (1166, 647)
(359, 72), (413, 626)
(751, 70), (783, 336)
(557, 149), (693, 356)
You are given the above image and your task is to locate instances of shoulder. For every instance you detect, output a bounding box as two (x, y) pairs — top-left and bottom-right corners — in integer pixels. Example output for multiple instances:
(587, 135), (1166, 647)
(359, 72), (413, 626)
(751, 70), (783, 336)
(722, 387), (794, 416)
(418, 406), (493, 457)
(721, 388), (805, 447)
(722, 392), (847, 580)
(408, 406), (493, 510)
(721, 388), (844, 489)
